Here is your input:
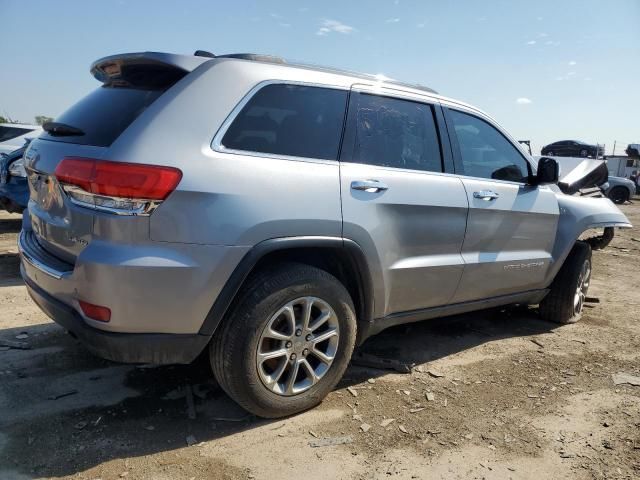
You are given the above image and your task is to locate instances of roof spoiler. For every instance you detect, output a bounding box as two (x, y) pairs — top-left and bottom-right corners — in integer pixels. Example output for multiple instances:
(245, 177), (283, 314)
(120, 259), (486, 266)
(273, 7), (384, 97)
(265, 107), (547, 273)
(90, 52), (212, 86)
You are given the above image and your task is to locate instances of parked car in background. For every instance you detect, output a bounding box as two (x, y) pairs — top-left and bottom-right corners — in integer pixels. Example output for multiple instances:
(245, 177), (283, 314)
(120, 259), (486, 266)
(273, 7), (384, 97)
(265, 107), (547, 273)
(0, 139), (31, 213)
(541, 140), (604, 158)
(604, 176), (636, 204)
(0, 123), (41, 155)
(19, 51), (631, 418)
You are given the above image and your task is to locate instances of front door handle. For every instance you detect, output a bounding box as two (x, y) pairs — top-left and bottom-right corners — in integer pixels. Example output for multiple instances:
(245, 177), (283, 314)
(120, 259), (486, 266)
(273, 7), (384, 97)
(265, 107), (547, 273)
(351, 180), (389, 193)
(473, 190), (499, 201)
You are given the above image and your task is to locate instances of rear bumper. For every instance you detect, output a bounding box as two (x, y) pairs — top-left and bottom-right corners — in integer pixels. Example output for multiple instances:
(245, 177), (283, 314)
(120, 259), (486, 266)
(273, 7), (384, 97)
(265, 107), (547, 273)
(18, 222), (249, 335)
(18, 221), (249, 363)
(23, 271), (209, 364)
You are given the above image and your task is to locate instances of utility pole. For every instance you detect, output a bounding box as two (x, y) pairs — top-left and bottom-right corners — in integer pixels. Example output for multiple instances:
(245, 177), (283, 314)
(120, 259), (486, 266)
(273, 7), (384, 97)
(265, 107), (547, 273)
(612, 140), (616, 156)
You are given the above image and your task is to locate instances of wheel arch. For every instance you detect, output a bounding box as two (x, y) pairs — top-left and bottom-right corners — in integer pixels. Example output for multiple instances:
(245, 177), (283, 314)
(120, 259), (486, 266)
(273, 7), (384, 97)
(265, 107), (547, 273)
(198, 237), (375, 340)
(544, 194), (631, 286)
(627, 183), (636, 197)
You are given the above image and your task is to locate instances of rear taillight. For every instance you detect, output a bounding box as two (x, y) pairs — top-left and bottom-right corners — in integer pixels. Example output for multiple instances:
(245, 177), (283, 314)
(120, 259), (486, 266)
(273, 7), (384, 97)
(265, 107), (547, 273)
(54, 157), (182, 215)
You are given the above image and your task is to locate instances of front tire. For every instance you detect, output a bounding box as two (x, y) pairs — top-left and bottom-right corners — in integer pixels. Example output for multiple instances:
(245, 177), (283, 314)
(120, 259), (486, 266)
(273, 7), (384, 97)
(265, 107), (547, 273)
(539, 242), (592, 324)
(210, 263), (356, 418)
(608, 186), (629, 204)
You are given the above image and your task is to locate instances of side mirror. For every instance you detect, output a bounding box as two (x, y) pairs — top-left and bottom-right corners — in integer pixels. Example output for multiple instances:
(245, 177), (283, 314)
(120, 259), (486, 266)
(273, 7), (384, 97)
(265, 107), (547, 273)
(533, 157), (559, 185)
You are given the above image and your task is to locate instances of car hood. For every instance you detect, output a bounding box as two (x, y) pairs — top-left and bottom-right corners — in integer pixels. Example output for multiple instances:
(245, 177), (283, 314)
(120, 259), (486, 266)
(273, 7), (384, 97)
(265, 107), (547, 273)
(608, 176), (635, 187)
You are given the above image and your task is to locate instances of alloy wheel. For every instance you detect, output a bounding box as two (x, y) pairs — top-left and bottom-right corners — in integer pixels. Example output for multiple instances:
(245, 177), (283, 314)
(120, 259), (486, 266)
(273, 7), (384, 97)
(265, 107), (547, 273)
(574, 259), (591, 315)
(256, 297), (339, 396)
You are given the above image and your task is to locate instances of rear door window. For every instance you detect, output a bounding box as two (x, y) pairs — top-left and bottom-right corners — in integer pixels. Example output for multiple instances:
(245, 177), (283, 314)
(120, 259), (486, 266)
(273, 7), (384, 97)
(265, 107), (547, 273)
(221, 84), (348, 160)
(0, 126), (32, 142)
(340, 93), (443, 173)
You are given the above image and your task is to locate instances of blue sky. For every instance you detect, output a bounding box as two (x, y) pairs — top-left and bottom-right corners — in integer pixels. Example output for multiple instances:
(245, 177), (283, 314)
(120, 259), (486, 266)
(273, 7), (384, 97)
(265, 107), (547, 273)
(1, 0), (638, 154)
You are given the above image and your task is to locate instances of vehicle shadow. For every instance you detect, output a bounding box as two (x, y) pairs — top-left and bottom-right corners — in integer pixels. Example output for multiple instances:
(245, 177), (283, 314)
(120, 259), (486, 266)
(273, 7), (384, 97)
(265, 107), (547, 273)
(0, 216), (22, 234)
(0, 306), (558, 478)
(0, 253), (22, 287)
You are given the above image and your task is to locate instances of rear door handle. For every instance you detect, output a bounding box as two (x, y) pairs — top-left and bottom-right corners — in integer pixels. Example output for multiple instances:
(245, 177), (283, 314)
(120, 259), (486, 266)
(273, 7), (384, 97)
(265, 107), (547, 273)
(351, 180), (389, 193)
(473, 190), (499, 201)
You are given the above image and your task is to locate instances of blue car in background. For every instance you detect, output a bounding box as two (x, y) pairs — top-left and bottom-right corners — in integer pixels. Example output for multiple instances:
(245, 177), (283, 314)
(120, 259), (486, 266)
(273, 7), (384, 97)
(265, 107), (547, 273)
(0, 138), (31, 213)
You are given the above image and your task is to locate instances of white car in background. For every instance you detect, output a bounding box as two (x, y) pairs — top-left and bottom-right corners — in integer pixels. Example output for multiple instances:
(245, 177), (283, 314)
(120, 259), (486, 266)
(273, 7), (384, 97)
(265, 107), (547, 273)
(604, 176), (636, 204)
(0, 123), (42, 155)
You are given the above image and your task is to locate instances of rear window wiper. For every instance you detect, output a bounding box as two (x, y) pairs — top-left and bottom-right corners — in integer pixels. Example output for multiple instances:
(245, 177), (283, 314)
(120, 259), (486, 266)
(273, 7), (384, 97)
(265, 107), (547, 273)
(43, 122), (85, 137)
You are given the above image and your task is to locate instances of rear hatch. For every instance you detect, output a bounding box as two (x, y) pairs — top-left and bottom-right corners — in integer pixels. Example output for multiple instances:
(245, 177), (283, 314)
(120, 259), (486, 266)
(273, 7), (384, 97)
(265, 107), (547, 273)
(24, 52), (207, 264)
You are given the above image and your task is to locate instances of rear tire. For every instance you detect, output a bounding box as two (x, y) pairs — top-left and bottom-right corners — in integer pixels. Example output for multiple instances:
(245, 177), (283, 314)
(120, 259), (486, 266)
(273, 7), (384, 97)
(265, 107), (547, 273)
(539, 242), (592, 324)
(210, 263), (356, 418)
(608, 186), (629, 204)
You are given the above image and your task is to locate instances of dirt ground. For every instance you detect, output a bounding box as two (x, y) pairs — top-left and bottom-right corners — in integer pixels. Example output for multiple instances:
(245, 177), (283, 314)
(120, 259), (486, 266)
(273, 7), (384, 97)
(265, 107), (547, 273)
(0, 201), (639, 480)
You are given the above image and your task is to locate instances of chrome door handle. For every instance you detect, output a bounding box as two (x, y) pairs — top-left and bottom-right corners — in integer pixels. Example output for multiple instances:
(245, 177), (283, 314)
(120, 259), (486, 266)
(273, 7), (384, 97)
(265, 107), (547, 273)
(473, 190), (499, 201)
(351, 180), (389, 192)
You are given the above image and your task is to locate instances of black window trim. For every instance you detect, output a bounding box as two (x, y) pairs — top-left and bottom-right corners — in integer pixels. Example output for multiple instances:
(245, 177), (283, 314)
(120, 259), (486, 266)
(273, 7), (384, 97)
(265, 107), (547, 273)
(211, 79), (350, 165)
(339, 88), (447, 175)
(442, 106), (533, 185)
(0, 126), (35, 143)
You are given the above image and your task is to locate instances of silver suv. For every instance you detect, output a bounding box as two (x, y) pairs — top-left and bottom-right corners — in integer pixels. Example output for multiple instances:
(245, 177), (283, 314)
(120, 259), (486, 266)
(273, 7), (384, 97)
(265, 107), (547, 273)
(19, 51), (631, 418)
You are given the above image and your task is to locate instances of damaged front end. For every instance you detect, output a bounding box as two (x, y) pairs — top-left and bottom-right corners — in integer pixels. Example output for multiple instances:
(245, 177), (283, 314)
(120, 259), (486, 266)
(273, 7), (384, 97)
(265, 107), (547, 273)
(555, 157), (609, 196)
(583, 226), (615, 250)
(540, 156), (632, 285)
(553, 156), (629, 250)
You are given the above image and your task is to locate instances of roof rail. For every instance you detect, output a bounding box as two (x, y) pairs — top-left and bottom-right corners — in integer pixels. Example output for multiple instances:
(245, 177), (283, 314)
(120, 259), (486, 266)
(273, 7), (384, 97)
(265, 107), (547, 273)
(383, 81), (437, 94)
(194, 51), (287, 64)
(217, 53), (287, 64)
(198, 52), (437, 94)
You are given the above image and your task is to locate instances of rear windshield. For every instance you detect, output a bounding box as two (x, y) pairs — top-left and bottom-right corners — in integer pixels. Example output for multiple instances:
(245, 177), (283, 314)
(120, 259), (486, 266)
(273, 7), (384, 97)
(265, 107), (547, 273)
(0, 126), (33, 142)
(41, 86), (164, 147)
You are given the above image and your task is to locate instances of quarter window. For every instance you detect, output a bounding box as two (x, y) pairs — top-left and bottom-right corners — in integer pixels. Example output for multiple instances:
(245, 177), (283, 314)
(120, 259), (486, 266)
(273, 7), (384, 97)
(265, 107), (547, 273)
(221, 84), (347, 160)
(343, 93), (442, 172)
(449, 109), (530, 182)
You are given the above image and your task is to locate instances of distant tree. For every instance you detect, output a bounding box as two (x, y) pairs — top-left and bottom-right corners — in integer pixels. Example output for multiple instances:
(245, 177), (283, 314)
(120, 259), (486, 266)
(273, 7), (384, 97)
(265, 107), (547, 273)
(0, 116), (8, 124)
(35, 115), (53, 125)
